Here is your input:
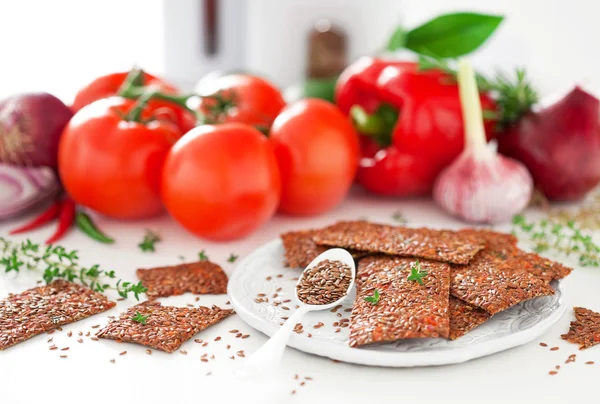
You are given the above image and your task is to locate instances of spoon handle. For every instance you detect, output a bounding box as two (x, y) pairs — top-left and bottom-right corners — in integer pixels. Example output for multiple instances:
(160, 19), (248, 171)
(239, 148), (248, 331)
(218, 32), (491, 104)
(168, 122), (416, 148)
(239, 305), (311, 376)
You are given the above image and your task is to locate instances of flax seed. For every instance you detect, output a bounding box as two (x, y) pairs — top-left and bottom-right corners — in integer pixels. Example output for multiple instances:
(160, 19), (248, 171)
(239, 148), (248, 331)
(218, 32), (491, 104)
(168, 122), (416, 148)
(549, 371), (558, 375)
(91, 324), (100, 329)
(266, 276), (272, 281)
(60, 355), (67, 359)
(300, 382), (305, 386)
(202, 342), (209, 347)
(307, 333), (312, 338)
(276, 287), (283, 292)
(49, 346), (57, 350)
(294, 374), (299, 380)
(282, 306), (290, 310)
(119, 351), (127, 356)
(110, 359), (115, 363)
(291, 390), (296, 395)
(281, 299), (291, 303)
(61, 347), (69, 351)
(242, 334), (250, 339)
(146, 349), (152, 355)
(226, 344), (231, 349)
(214, 336), (221, 341)
(305, 377), (313, 380)
(195, 297), (200, 302)
(91, 337), (99, 341)
(282, 316), (289, 320)
(201, 358), (208, 362)
(194, 339), (203, 344)
(586, 361), (595, 365)
(229, 329), (239, 333)
(47, 337), (53, 343)
(539, 342), (548, 347)
(77, 338), (83, 344)
(180, 349), (188, 355)
(550, 347), (559, 351)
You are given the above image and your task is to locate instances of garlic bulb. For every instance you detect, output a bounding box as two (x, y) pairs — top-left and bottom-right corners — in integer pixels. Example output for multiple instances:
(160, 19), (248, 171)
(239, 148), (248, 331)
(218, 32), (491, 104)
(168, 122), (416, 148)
(433, 60), (533, 223)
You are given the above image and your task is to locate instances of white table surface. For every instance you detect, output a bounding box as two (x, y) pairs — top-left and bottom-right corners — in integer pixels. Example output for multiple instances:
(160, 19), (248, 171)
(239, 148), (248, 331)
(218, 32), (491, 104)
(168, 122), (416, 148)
(0, 189), (598, 404)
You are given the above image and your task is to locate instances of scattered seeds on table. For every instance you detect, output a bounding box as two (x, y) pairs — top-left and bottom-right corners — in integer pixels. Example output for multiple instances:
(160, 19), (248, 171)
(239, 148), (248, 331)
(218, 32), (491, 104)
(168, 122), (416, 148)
(586, 361), (595, 365)
(550, 347), (560, 351)
(61, 347), (69, 351)
(549, 371), (558, 375)
(540, 342), (548, 347)
(119, 351), (127, 356)
(214, 336), (221, 341)
(96, 301), (234, 353)
(146, 349), (152, 355)
(77, 338), (83, 344)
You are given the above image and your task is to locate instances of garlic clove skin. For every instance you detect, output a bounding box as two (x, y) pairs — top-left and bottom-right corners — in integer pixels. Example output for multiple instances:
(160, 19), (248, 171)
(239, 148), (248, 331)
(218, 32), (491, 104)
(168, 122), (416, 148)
(433, 143), (534, 224)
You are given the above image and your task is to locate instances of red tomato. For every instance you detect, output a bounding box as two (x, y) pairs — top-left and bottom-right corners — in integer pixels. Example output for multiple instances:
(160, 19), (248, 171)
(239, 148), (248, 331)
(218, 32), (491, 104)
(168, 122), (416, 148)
(195, 74), (285, 130)
(270, 99), (360, 216)
(161, 123), (281, 241)
(71, 71), (196, 133)
(58, 97), (181, 219)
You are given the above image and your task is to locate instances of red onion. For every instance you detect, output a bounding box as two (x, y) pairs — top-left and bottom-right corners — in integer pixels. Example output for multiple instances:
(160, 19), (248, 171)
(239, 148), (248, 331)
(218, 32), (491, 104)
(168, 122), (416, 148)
(0, 164), (59, 220)
(433, 60), (533, 223)
(498, 86), (600, 201)
(0, 93), (73, 168)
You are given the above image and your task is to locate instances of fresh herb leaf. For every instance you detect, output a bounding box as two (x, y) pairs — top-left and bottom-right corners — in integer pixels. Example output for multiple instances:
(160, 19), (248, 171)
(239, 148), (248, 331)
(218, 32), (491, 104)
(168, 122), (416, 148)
(132, 312), (149, 325)
(138, 229), (161, 252)
(0, 238), (147, 300)
(512, 215), (600, 267)
(364, 289), (380, 305)
(418, 56), (537, 130)
(407, 260), (428, 285)
(227, 253), (239, 263)
(400, 12), (504, 58)
(392, 211), (407, 224)
(198, 250), (209, 261)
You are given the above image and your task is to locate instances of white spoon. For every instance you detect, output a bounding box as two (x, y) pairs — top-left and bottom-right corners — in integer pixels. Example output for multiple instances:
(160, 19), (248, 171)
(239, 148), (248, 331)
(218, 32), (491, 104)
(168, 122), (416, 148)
(237, 248), (356, 377)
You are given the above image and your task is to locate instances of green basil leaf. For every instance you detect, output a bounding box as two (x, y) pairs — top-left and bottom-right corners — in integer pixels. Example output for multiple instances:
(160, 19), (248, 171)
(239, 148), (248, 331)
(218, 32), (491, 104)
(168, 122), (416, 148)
(386, 26), (406, 51)
(402, 12), (503, 58)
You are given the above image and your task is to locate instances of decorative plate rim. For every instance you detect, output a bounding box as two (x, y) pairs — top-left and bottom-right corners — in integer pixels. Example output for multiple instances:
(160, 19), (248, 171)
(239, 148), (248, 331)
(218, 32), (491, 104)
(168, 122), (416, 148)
(228, 239), (567, 367)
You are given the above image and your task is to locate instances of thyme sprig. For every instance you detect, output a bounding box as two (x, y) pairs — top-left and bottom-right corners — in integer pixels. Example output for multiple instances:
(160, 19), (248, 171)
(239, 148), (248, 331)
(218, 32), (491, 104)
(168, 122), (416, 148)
(407, 259), (428, 285)
(512, 215), (600, 267)
(364, 289), (380, 305)
(132, 312), (149, 325)
(0, 237), (147, 299)
(138, 229), (161, 252)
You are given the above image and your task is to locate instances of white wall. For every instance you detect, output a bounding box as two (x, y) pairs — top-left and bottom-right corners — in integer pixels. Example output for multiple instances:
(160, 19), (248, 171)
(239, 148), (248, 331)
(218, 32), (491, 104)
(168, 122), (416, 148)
(243, 0), (600, 97)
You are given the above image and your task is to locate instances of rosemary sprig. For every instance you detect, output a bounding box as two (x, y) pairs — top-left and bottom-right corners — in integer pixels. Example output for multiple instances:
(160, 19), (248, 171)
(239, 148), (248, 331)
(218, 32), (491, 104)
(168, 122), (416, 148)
(0, 237), (147, 300)
(512, 215), (600, 267)
(138, 229), (161, 253)
(418, 56), (538, 130)
(407, 260), (428, 285)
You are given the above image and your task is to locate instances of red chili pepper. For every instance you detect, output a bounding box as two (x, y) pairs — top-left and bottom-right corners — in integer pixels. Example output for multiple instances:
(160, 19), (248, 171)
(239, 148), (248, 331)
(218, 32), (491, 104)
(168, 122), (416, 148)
(9, 201), (61, 235)
(335, 57), (497, 196)
(45, 198), (76, 245)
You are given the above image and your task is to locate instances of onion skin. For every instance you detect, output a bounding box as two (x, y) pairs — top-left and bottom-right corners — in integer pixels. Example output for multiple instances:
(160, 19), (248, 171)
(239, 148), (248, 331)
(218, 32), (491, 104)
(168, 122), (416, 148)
(0, 164), (60, 220)
(0, 93), (73, 168)
(498, 87), (600, 201)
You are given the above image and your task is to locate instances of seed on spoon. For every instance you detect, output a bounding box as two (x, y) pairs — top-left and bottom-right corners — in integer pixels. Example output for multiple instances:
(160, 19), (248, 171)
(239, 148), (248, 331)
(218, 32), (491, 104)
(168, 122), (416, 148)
(296, 260), (352, 306)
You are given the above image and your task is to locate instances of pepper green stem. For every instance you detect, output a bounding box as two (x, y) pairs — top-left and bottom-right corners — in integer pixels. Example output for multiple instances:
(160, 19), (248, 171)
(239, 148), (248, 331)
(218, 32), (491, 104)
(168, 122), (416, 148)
(349, 104), (399, 147)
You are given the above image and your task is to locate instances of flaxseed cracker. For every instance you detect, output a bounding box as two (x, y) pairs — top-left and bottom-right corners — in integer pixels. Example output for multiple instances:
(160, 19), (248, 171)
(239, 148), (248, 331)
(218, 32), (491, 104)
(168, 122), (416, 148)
(313, 221), (484, 265)
(0, 280), (116, 350)
(451, 251), (555, 315)
(349, 256), (450, 348)
(449, 297), (491, 340)
(459, 229), (572, 282)
(281, 229), (327, 268)
(561, 307), (600, 350)
(96, 301), (234, 353)
(137, 261), (228, 299)
(281, 228), (369, 268)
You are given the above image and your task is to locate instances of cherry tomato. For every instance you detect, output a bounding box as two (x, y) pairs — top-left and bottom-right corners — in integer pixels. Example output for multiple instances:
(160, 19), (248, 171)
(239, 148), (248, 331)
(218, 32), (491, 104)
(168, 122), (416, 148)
(161, 123), (281, 241)
(58, 97), (181, 219)
(270, 99), (360, 216)
(195, 74), (285, 131)
(71, 71), (196, 133)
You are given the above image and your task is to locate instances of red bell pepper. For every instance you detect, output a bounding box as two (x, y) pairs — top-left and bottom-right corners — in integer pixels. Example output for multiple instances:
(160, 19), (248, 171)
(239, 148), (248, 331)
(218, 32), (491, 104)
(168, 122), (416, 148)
(335, 57), (497, 196)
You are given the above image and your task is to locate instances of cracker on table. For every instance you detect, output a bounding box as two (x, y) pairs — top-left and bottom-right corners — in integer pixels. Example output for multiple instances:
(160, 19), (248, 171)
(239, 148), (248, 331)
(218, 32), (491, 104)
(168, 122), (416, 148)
(0, 280), (116, 350)
(96, 301), (234, 353)
(313, 221), (484, 265)
(449, 297), (491, 340)
(561, 307), (600, 350)
(137, 261), (228, 299)
(349, 256), (450, 347)
(451, 251), (555, 315)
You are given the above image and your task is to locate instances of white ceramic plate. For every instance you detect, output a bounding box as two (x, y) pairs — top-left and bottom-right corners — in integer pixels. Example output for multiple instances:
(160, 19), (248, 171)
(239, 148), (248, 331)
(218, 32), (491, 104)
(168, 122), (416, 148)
(228, 239), (567, 367)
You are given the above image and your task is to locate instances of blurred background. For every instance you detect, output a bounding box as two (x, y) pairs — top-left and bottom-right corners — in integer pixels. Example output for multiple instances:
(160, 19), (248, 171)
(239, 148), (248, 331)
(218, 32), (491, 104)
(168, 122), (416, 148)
(1, 0), (598, 102)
